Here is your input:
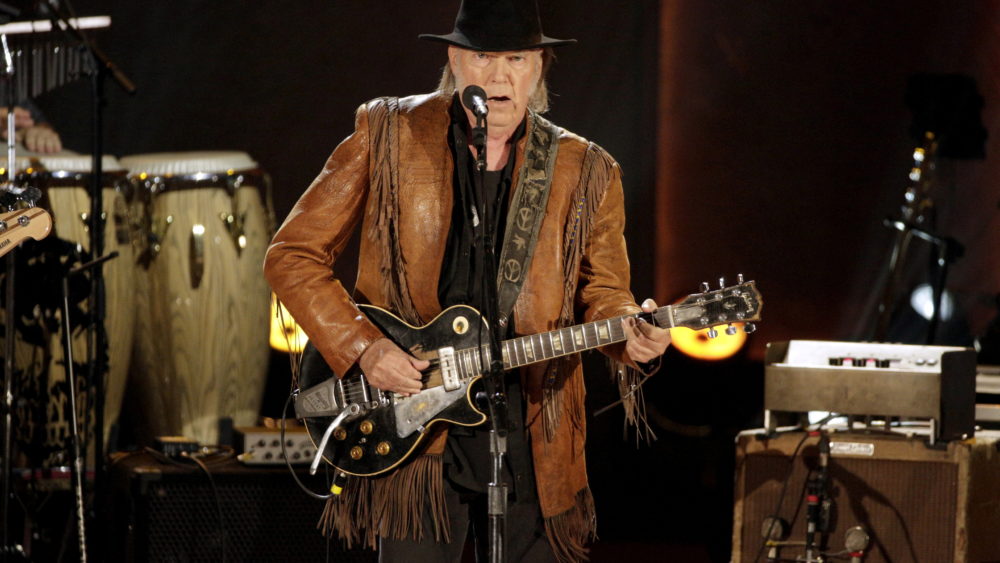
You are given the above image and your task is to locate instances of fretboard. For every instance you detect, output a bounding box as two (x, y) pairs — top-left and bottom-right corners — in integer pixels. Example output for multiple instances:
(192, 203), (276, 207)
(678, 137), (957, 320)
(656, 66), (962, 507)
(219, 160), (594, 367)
(451, 311), (653, 381)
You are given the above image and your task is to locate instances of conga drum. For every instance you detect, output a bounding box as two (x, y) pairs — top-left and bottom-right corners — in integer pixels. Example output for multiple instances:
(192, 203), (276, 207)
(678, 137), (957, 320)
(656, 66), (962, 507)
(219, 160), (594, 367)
(4, 154), (137, 467)
(122, 151), (272, 446)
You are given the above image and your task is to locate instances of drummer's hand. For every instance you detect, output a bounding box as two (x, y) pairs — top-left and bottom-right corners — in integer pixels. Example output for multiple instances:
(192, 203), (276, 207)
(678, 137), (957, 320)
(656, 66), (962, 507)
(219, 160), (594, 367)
(22, 125), (62, 153)
(359, 337), (428, 397)
(622, 298), (671, 364)
(0, 107), (35, 132)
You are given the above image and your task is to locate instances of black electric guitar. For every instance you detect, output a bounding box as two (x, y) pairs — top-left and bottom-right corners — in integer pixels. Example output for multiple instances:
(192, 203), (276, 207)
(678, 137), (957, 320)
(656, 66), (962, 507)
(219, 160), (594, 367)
(296, 278), (762, 477)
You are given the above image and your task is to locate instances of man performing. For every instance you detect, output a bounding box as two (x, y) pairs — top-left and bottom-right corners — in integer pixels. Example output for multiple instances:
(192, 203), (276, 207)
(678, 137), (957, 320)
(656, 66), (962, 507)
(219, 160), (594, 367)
(264, 1), (671, 561)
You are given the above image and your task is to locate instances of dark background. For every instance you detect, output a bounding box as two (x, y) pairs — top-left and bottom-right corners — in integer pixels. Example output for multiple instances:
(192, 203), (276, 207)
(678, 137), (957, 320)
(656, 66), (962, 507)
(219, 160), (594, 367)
(36, 1), (1000, 560)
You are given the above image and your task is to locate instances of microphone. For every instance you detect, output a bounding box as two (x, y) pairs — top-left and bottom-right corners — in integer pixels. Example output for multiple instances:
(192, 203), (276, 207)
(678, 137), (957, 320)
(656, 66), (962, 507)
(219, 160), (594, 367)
(461, 85), (489, 118)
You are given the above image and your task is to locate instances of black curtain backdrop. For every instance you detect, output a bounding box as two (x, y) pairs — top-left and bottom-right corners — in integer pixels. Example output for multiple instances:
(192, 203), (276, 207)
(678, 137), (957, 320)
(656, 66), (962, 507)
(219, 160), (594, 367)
(32, 1), (1000, 559)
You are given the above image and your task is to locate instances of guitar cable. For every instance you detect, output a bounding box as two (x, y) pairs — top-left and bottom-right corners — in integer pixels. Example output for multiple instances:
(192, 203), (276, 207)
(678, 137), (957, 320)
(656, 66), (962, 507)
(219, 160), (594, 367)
(280, 391), (333, 500)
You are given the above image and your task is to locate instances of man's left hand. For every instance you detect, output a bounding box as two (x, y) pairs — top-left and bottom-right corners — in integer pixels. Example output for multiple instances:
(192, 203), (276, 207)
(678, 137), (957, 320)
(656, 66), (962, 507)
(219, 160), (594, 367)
(622, 298), (671, 364)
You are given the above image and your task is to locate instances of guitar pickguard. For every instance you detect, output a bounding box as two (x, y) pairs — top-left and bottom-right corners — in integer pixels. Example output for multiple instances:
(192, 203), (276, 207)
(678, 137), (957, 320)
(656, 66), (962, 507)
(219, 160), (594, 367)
(393, 382), (473, 438)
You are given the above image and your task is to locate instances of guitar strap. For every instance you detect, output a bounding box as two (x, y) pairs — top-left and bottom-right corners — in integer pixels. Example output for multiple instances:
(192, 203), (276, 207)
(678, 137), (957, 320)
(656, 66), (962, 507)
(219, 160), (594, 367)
(495, 112), (561, 326)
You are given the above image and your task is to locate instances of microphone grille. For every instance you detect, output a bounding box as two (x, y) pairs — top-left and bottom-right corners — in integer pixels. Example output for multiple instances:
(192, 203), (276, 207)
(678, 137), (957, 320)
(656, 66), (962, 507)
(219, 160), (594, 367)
(461, 85), (487, 111)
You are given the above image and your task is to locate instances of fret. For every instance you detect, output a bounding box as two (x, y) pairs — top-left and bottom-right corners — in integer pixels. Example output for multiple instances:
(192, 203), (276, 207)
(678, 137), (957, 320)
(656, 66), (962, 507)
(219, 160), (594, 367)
(545, 332), (555, 359)
(585, 323), (597, 348)
(597, 320), (610, 343)
(482, 345), (491, 373)
(466, 349), (472, 378)
(573, 326), (585, 349)
(563, 327), (574, 352)
(462, 348), (475, 373)
(502, 342), (511, 368)
(552, 331), (563, 354)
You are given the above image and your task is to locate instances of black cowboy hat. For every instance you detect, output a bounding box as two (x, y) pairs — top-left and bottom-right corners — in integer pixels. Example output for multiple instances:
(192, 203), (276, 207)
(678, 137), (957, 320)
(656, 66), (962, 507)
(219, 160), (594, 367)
(419, 0), (575, 51)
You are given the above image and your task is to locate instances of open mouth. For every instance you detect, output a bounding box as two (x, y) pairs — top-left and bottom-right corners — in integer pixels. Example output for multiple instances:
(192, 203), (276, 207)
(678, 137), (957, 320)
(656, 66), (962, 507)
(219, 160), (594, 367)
(488, 96), (512, 104)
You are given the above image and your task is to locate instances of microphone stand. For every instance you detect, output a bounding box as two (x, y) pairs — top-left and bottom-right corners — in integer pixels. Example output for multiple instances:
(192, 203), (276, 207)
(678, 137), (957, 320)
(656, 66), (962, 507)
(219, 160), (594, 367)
(470, 107), (510, 563)
(61, 252), (118, 563)
(804, 432), (831, 563)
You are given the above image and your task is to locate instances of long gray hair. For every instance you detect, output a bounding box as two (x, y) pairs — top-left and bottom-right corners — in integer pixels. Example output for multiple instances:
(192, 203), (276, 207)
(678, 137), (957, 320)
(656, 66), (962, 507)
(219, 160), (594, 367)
(436, 48), (555, 114)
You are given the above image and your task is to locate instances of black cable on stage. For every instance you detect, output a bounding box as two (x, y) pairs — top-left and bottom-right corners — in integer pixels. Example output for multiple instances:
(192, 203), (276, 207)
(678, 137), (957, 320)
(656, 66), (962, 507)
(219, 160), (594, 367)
(281, 391), (332, 501)
(753, 418), (835, 563)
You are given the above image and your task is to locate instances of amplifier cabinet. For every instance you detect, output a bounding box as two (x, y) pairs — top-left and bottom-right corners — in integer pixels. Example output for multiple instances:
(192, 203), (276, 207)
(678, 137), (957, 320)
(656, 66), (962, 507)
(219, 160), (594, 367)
(732, 430), (1000, 562)
(109, 452), (376, 563)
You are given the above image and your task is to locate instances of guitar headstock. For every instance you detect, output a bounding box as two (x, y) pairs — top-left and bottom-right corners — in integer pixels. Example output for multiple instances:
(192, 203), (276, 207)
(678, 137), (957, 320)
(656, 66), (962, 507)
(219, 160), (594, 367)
(655, 275), (762, 336)
(0, 207), (52, 259)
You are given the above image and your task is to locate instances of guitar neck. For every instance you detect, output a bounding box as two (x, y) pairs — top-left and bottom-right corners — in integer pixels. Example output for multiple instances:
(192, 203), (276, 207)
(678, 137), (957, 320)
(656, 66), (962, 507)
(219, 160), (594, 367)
(498, 312), (641, 370)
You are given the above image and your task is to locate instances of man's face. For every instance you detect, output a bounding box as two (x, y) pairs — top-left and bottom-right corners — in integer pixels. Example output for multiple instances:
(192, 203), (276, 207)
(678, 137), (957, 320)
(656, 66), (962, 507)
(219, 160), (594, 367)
(449, 46), (543, 135)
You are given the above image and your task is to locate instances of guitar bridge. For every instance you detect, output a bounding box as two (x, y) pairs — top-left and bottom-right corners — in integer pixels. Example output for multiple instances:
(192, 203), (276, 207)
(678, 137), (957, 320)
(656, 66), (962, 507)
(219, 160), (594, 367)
(438, 346), (460, 391)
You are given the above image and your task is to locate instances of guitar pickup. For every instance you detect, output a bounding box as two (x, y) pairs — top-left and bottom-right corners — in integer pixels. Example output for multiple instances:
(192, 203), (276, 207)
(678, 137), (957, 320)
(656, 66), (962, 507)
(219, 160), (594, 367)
(294, 378), (343, 418)
(438, 346), (460, 391)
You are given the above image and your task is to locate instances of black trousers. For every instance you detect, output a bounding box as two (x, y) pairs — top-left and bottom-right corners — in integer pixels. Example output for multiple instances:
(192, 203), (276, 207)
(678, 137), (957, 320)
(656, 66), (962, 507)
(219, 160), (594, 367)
(378, 475), (557, 563)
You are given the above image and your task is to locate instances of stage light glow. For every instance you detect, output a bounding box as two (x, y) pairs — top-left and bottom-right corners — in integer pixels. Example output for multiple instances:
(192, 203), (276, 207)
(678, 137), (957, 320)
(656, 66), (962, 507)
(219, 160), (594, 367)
(671, 323), (747, 360)
(270, 293), (308, 353)
(909, 283), (955, 322)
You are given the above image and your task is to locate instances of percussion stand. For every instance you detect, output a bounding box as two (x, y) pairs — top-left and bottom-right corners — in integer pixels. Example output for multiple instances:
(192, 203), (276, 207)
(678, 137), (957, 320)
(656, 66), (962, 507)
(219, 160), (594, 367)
(45, 4), (134, 561)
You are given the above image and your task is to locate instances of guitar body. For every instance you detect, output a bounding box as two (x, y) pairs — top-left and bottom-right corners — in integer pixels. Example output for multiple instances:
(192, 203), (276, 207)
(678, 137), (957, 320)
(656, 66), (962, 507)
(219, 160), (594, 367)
(299, 304), (488, 476)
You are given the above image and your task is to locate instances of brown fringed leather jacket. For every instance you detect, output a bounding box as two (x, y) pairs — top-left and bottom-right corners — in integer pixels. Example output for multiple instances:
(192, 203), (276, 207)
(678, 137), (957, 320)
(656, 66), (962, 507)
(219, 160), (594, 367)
(264, 91), (643, 562)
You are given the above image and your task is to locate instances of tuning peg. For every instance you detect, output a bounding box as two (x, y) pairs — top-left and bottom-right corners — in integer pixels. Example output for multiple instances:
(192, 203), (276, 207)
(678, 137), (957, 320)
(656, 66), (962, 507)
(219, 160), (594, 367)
(744, 323), (757, 334)
(737, 273), (744, 284)
(700, 281), (710, 293)
(718, 277), (726, 289)
(726, 324), (738, 336)
(707, 327), (719, 339)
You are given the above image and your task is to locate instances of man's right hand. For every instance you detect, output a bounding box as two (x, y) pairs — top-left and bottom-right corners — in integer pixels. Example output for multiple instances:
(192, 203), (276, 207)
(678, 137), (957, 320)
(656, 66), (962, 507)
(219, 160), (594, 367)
(358, 337), (428, 397)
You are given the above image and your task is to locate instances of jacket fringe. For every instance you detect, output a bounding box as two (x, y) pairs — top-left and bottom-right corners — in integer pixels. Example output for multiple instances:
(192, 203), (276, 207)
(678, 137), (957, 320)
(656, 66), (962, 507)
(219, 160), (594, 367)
(319, 455), (450, 550)
(610, 360), (656, 445)
(544, 487), (598, 563)
(366, 96), (422, 325)
(543, 142), (614, 440)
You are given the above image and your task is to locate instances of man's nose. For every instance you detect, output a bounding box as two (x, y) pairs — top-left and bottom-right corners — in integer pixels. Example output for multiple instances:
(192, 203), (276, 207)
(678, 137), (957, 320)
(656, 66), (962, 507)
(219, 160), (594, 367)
(487, 60), (512, 83)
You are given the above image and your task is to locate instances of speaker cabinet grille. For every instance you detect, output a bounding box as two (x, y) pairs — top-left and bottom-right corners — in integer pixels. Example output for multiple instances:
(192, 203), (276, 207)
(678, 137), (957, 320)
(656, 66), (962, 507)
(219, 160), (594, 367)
(732, 431), (1000, 562)
(110, 453), (376, 563)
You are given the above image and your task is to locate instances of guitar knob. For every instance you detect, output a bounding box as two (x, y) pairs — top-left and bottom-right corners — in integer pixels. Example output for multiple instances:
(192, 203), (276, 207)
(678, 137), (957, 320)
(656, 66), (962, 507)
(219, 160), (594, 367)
(718, 277), (726, 289)
(737, 273), (744, 284)
(700, 281), (710, 293)
(725, 324), (738, 336)
(744, 323), (757, 334)
(707, 328), (719, 339)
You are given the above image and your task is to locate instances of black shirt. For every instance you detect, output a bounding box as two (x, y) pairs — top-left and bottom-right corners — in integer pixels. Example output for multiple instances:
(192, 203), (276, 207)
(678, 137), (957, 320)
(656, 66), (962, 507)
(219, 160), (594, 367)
(437, 96), (535, 499)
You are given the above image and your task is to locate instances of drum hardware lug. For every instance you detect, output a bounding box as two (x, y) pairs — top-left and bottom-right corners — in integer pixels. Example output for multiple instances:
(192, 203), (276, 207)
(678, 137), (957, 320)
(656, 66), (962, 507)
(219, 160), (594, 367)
(113, 198), (131, 245)
(78, 211), (108, 233)
(219, 211), (247, 254)
(190, 223), (205, 289)
(145, 214), (173, 263)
